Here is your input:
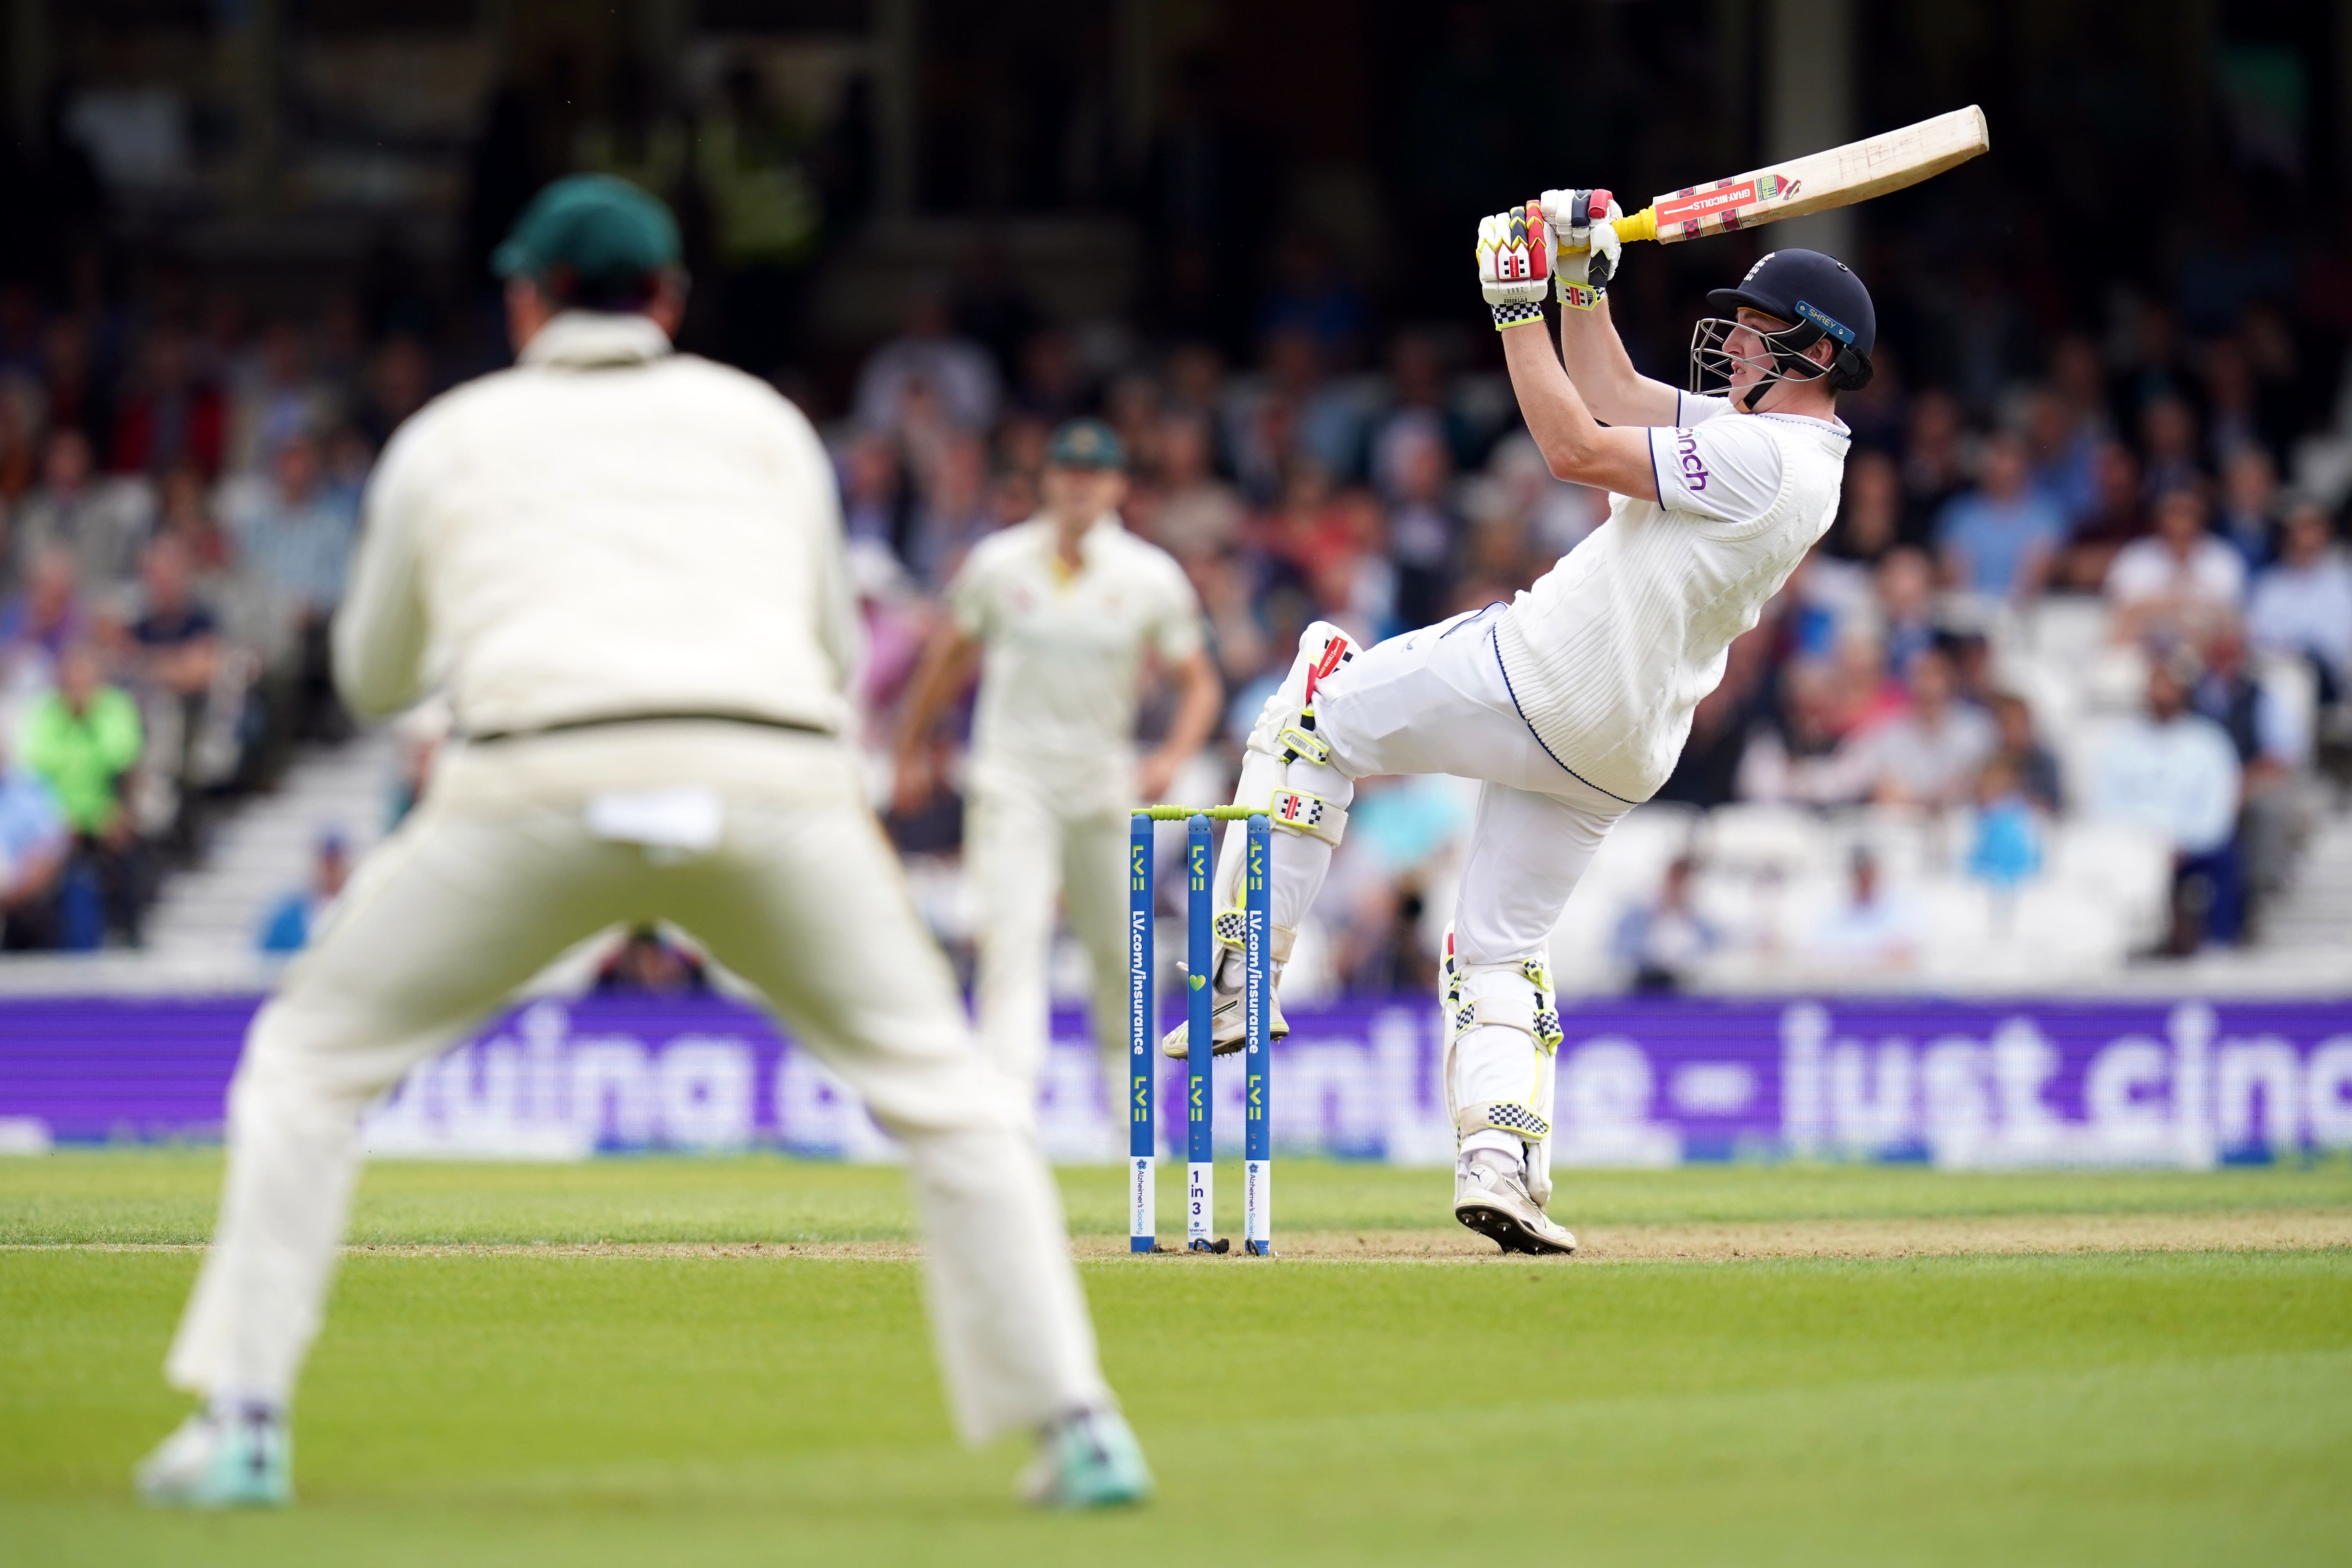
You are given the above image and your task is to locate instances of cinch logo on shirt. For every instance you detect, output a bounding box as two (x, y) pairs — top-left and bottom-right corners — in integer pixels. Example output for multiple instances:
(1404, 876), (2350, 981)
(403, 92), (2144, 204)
(1674, 429), (1710, 492)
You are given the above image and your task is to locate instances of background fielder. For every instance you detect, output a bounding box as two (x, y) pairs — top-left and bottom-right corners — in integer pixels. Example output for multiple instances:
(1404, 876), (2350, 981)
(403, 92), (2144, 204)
(136, 176), (1150, 1511)
(1172, 193), (1871, 1253)
(893, 421), (1219, 1102)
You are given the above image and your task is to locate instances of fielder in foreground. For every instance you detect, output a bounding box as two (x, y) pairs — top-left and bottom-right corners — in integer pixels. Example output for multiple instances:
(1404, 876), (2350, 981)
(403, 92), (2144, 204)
(135, 175), (1149, 1511)
(1169, 195), (1867, 1254)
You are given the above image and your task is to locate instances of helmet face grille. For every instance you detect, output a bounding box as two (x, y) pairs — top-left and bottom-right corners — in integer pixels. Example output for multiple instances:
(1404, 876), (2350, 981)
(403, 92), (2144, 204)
(1687, 315), (1829, 400)
(1687, 316), (1750, 396)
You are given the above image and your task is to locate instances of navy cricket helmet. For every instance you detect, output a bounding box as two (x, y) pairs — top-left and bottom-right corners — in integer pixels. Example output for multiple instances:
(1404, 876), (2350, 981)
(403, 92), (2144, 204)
(1702, 248), (1876, 396)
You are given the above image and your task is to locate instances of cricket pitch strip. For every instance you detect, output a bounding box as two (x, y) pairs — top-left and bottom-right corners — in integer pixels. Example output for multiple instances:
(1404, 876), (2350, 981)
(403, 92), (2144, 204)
(14, 1208), (2347, 1264)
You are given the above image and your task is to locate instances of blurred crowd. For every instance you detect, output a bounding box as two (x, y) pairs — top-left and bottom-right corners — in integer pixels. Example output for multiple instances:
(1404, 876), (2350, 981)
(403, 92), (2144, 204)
(0, 283), (414, 948)
(3, 228), (2349, 984)
(1651, 296), (2352, 973)
(832, 270), (2352, 993)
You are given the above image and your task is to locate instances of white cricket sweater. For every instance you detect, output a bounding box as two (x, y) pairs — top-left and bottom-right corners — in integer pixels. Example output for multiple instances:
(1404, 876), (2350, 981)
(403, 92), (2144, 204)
(335, 312), (856, 737)
(1493, 398), (1850, 802)
(946, 515), (1204, 804)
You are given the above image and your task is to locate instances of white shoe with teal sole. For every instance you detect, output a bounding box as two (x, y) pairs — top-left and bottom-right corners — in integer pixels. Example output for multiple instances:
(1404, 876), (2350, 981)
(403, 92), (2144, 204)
(1020, 1407), (1154, 1510)
(135, 1406), (293, 1508)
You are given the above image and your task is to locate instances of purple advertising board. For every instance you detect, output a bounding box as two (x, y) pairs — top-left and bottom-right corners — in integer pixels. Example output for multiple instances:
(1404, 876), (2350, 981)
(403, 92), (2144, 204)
(2, 994), (2349, 1166)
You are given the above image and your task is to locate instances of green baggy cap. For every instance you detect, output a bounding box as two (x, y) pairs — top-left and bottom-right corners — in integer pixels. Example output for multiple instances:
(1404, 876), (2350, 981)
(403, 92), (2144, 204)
(492, 175), (682, 292)
(1045, 418), (1127, 471)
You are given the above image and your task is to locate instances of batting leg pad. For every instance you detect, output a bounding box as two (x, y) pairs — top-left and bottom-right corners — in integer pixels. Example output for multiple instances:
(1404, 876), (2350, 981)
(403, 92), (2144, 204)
(1243, 622), (1356, 762)
(1442, 951), (1565, 1052)
(1274, 723), (1330, 766)
(1213, 908), (1297, 965)
(1268, 788), (1346, 844)
(1458, 1099), (1552, 1141)
(1440, 923), (1565, 1200)
(1526, 1040), (1559, 1208)
(1241, 631), (1356, 847)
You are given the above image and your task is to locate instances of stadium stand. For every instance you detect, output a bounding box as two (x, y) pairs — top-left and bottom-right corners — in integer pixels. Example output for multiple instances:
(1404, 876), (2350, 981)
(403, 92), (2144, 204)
(2, 4), (2346, 1000)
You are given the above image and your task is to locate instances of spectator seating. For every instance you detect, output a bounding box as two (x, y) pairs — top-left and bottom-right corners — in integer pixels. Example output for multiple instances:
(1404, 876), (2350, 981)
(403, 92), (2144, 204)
(139, 732), (392, 963)
(1545, 789), (2174, 996)
(5, 238), (2349, 999)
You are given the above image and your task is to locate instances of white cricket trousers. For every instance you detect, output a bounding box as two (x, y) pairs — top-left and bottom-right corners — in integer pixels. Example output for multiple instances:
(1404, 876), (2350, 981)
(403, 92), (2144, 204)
(1225, 609), (1632, 1157)
(964, 771), (1130, 1095)
(165, 724), (1110, 1446)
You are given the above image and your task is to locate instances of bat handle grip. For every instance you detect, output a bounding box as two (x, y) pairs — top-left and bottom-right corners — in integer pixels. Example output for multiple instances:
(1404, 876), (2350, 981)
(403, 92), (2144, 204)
(1612, 206), (1659, 245)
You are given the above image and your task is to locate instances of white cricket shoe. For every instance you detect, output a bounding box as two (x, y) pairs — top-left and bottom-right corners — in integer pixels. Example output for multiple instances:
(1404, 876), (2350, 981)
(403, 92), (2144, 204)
(135, 1404), (292, 1508)
(1454, 1150), (1577, 1255)
(1157, 957), (1289, 1059)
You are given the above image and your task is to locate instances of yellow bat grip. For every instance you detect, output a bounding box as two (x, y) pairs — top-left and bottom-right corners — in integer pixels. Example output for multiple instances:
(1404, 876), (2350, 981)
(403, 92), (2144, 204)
(1612, 206), (1659, 245)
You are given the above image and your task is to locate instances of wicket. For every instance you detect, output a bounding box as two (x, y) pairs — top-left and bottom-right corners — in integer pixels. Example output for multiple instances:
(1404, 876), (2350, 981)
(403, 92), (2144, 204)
(1129, 806), (1274, 1256)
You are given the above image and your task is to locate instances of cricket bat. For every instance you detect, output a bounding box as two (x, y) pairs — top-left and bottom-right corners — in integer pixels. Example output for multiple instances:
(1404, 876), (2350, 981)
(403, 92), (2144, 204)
(1590, 105), (1989, 249)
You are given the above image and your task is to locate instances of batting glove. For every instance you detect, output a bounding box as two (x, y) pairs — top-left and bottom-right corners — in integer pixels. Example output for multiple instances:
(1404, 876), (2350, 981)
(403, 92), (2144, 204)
(1539, 188), (1624, 310)
(1475, 202), (1550, 331)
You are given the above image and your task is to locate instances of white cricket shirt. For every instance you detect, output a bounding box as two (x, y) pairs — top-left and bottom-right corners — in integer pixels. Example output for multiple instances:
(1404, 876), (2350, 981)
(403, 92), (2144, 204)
(2089, 712), (2241, 856)
(2105, 535), (2247, 612)
(335, 312), (856, 737)
(1493, 392), (1849, 801)
(947, 515), (1204, 804)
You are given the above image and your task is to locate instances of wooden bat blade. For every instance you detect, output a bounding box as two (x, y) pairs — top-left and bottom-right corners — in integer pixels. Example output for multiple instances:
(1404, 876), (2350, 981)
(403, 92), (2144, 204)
(1618, 105), (1988, 246)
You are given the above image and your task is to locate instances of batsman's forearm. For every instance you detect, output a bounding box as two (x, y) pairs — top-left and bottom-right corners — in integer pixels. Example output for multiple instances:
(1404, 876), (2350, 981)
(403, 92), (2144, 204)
(1557, 297), (1681, 428)
(1502, 324), (1660, 499)
(1502, 324), (1607, 470)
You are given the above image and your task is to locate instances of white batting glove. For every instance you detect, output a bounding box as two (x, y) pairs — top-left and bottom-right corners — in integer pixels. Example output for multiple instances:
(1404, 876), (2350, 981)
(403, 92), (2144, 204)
(1539, 188), (1624, 310)
(1475, 201), (1551, 331)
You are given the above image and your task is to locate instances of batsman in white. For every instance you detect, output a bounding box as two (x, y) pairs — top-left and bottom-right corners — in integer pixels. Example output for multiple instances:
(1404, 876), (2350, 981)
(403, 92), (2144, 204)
(891, 419), (1219, 1103)
(1167, 193), (1871, 1254)
(135, 175), (1150, 1510)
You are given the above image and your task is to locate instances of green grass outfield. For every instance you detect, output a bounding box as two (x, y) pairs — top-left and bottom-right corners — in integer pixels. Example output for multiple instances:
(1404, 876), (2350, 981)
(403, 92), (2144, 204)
(3, 1153), (2349, 1566)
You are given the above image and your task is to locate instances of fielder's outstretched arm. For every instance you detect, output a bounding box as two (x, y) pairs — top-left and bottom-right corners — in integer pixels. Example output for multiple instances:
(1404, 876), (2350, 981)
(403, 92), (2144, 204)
(1497, 324), (1660, 503)
(891, 620), (981, 814)
(1137, 647), (1222, 804)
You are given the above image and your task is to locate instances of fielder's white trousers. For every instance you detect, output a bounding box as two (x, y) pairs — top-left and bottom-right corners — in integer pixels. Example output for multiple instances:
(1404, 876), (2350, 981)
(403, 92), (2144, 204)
(1229, 609), (1632, 1160)
(166, 725), (1109, 1446)
(964, 771), (1130, 1096)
